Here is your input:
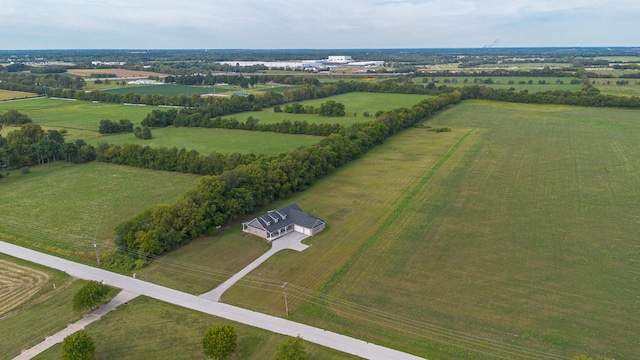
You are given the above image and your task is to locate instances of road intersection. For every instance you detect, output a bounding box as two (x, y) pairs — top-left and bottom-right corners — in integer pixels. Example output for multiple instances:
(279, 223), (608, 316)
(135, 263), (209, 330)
(1, 240), (425, 360)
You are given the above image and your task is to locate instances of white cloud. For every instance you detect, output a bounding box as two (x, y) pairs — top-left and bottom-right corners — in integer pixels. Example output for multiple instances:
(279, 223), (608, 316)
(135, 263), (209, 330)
(0, 0), (638, 48)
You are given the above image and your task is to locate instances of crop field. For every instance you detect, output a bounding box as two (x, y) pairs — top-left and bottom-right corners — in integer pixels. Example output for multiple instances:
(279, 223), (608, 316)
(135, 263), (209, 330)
(0, 254), (85, 360)
(0, 162), (200, 257)
(67, 68), (168, 78)
(414, 76), (582, 92)
(88, 127), (322, 156)
(164, 100), (640, 359)
(0, 98), (156, 132)
(232, 92), (433, 125)
(102, 83), (298, 96)
(0, 90), (39, 101)
(33, 296), (358, 360)
(591, 78), (640, 96)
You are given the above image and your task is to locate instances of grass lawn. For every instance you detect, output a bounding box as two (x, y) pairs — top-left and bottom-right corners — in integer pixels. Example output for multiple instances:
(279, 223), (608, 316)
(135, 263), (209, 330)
(33, 296), (359, 360)
(134, 229), (270, 294)
(0, 90), (39, 101)
(0, 162), (200, 257)
(232, 92), (434, 125)
(0, 254), (87, 360)
(87, 127), (323, 156)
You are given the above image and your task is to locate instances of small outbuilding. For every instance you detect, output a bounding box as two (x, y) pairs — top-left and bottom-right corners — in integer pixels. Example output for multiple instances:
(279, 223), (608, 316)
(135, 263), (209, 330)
(242, 203), (326, 241)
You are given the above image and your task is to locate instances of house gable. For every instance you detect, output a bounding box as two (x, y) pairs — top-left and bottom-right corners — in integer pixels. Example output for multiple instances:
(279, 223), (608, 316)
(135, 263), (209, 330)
(242, 203), (325, 241)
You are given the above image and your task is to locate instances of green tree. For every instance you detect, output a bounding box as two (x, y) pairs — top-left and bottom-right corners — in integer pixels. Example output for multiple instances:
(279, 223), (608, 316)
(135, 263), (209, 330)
(141, 126), (152, 139)
(273, 336), (307, 360)
(62, 330), (95, 360)
(201, 325), (237, 360)
(72, 281), (110, 311)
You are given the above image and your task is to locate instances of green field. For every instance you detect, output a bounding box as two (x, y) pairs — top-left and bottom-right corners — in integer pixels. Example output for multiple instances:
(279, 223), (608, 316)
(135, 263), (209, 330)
(103, 83), (298, 96)
(0, 162), (200, 257)
(87, 127), (322, 156)
(33, 296), (358, 360)
(175, 101), (639, 359)
(590, 78), (640, 96)
(0, 254), (87, 360)
(414, 76), (582, 92)
(0, 98), (156, 132)
(232, 92), (434, 125)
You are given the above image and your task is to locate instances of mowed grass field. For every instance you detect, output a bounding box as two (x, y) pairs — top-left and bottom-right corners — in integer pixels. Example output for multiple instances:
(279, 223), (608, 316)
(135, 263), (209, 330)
(290, 101), (637, 359)
(153, 101), (640, 359)
(87, 127), (323, 156)
(591, 78), (640, 96)
(0, 254), (86, 360)
(0, 90), (39, 101)
(0, 98), (156, 132)
(33, 296), (359, 360)
(0, 162), (200, 257)
(414, 76), (581, 92)
(232, 92), (434, 125)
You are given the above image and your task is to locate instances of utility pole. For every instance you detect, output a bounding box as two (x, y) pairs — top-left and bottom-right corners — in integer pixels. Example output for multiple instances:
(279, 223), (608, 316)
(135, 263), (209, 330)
(93, 243), (100, 266)
(282, 282), (289, 317)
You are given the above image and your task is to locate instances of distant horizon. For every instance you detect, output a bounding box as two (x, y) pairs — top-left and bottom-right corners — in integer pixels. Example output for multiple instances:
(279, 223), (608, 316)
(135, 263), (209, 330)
(1, 46), (639, 52)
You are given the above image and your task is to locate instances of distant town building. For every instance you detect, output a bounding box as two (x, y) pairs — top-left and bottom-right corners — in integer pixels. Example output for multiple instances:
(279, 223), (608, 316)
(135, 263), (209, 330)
(327, 55), (353, 63)
(91, 61), (126, 66)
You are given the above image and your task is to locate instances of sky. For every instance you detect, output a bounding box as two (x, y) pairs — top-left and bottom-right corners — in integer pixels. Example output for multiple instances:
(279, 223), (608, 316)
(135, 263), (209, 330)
(0, 0), (638, 49)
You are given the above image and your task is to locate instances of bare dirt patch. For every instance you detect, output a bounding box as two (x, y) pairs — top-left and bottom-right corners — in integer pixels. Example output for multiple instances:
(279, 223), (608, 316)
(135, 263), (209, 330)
(0, 259), (51, 315)
(68, 69), (168, 78)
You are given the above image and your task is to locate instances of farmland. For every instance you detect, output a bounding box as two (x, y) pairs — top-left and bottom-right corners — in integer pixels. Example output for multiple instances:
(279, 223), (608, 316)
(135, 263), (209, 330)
(0, 98), (155, 132)
(207, 101), (640, 359)
(413, 76), (582, 92)
(232, 92), (434, 125)
(0, 162), (200, 257)
(0, 254), (86, 360)
(0, 90), (39, 101)
(102, 83), (298, 96)
(67, 69), (168, 78)
(87, 127), (322, 156)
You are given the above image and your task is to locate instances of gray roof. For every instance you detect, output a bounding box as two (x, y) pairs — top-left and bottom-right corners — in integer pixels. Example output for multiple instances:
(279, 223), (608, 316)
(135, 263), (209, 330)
(245, 203), (324, 233)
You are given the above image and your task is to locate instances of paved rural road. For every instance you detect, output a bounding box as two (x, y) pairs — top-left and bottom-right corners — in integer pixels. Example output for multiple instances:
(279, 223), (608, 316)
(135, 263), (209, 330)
(0, 241), (425, 360)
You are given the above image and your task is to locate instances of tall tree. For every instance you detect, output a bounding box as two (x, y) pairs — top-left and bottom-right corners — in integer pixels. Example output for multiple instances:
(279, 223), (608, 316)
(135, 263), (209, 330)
(201, 325), (237, 360)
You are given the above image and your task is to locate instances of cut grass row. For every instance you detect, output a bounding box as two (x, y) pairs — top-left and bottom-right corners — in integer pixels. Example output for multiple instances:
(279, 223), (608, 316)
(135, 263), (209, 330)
(0, 254), (85, 360)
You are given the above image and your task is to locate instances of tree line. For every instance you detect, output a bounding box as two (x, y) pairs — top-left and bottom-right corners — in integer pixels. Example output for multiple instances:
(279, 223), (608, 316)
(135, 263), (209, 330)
(0, 121), (95, 170)
(458, 85), (640, 108)
(112, 91), (462, 262)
